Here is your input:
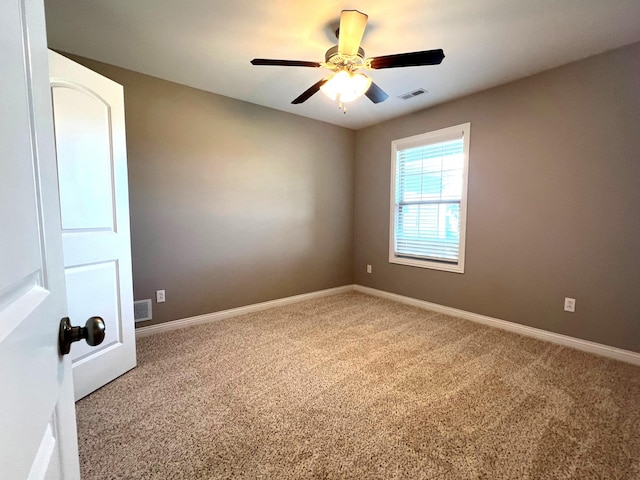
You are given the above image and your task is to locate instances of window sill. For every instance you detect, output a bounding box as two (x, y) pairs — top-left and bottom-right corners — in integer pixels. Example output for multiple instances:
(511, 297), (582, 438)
(389, 255), (465, 274)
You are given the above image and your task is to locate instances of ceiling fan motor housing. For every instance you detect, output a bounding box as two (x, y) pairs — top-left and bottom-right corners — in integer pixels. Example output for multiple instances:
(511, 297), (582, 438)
(325, 45), (366, 69)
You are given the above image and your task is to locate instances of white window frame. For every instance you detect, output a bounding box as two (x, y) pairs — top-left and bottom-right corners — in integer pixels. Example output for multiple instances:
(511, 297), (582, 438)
(389, 123), (471, 273)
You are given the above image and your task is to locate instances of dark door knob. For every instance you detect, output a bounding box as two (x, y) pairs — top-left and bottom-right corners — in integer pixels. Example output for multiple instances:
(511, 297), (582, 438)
(59, 316), (106, 355)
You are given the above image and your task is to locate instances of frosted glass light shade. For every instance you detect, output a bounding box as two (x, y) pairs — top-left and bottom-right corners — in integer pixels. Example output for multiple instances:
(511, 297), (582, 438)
(320, 71), (372, 103)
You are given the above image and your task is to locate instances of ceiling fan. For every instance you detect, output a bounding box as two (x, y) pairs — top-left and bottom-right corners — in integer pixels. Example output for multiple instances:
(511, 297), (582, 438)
(250, 10), (445, 110)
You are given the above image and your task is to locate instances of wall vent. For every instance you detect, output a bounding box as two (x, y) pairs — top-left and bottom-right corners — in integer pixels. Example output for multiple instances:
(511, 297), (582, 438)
(134, 299), (152, 322)
(398, 88), (427, 100)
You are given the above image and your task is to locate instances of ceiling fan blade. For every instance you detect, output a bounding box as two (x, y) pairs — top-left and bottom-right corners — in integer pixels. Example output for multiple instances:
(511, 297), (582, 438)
(338, 10), (368, 56)
(251, 59), (321, 68)
(291, 78), (330, 104)
(368, 49), (445, 69)
(365, 81), (389, 104)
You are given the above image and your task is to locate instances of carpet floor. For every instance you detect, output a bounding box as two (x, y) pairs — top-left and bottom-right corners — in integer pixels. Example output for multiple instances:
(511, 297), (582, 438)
(76, 292), (640, 479)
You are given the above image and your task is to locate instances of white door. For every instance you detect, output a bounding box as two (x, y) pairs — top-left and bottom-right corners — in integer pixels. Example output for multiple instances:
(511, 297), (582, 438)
(49, 51), (137, 401)
(1, 0), (80, 478)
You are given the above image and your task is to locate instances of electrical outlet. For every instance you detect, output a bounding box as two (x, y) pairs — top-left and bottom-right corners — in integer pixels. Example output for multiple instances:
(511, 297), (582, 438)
(156, 290), (166, 303)
(366, 264), (372, 274)
(564, 297), (575, 312)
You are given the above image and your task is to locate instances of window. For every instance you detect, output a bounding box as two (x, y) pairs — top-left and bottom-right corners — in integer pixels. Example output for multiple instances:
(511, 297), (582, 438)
(389, 123), (470, 273)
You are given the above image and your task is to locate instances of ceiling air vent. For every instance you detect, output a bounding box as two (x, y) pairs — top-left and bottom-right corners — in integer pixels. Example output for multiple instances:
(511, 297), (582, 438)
(398, 88), (427, 100)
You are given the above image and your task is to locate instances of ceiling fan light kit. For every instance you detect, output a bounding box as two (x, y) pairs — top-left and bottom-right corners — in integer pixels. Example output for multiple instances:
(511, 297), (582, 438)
(250, 10), (445, 112)
(320, 70), (372, 112)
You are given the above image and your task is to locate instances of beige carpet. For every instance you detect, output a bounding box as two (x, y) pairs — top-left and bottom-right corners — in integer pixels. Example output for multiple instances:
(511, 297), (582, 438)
(76, 292), (640, 479)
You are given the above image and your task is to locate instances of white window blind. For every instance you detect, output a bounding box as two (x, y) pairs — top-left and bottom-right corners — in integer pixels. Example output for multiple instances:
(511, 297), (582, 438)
(390, 123), (470, 273)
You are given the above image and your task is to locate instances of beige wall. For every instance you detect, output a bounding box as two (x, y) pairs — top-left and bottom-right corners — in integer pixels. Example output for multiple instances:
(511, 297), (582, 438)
(354, 42), (640, 352)
(65, 54), (355, 326)
(67, 42), (640, 353)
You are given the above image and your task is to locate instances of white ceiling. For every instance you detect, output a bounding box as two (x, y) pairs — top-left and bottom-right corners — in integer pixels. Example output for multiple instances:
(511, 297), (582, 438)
(44, 0), (640, 130)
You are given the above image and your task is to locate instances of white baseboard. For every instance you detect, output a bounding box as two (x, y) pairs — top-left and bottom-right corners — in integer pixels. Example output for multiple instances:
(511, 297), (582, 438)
(135, 285), (353, 339)
(136, 283), (640, 366)
(353, 285), (640, 366)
